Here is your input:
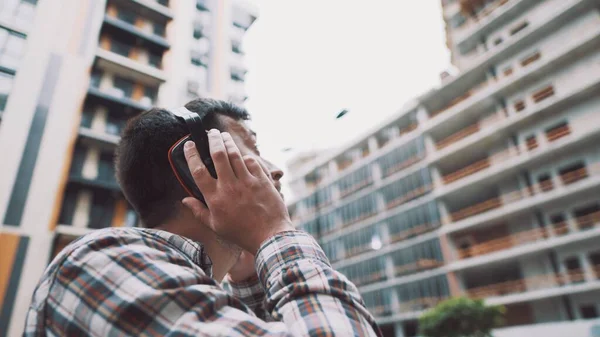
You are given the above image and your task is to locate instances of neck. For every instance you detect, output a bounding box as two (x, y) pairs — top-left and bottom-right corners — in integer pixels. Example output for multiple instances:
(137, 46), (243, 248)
(157, 211), (239, 282)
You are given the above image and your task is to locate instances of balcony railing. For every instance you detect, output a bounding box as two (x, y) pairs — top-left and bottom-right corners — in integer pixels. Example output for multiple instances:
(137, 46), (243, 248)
(398, 297), (447, 313)
(435, 112), (504, 150)
(389, 222), (439, 244)
(443, 158), (491, 185)
(339, 178), (373, 198)
(465, 269), (587, 299)
(459, 0), (511, 24)
(446, 163), (600, 224)
(342, 211), (378, 228)
(394, 259), (443, 276)
(430, 80), (492, 118)
(352, 271), (386, 287)
(457, 227), (549, 259)
(383, 154), (425, 178)
(368, 305), (392, 317)
(345, 243), (373, 258)
(385, 184), (433, 210)
(546, 124), (571, 142)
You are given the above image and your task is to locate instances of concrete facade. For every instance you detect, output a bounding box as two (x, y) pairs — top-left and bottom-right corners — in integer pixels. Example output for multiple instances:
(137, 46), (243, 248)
(287, 0), (600, 335)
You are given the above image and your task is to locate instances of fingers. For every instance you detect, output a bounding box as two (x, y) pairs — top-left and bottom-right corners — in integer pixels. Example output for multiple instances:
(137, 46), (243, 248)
(207, 129), (236, 181)
(244, 155), (269, 180)
(182, 197), (211, 226)
(184, 141), (216, 192)
(222, 132), (252, 180)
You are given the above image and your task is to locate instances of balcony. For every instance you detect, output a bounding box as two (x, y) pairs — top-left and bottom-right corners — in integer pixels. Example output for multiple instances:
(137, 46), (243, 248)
(383, 154), (425, 178)
(398, 297), (447, 313)
(339, 178), (373, 198)
(435, 111), (504, 150)
(394, 259), (443, 277)
(352, 271), (387, 287)
(445, 162), (600, 225)
(457, 227), (548, 259)
(465, 269), (588, 299)
(111, 0), (173, 20)
(385, 184), (433, 210)
(96, 46), (166, 84)
(389, 221), (439, 244)
(429, 80), (492, 118)
(78, 127), (120, 146)
(87, 86), (151, 113)
(341, 211), (378, 228)
(102, 14), (169, 51)
(68, 175), (121, 192)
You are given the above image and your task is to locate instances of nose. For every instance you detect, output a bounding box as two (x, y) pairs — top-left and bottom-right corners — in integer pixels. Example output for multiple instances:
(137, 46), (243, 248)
(265, 159), (284, 181)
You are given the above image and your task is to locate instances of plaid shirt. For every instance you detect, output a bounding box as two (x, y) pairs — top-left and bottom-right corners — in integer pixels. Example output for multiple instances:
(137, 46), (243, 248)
(24, 228), (381, 336)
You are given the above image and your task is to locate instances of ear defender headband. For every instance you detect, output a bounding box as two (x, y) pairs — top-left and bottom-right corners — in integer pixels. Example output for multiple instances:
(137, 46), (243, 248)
(167, 107), (217, 204)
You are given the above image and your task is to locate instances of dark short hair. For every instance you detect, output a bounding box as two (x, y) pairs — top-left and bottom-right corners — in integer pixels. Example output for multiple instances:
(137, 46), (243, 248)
(115, 98), (250, 227)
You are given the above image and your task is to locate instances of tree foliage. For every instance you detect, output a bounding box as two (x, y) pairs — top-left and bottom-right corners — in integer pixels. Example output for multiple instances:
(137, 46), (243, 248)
(419, 297), (505, 337)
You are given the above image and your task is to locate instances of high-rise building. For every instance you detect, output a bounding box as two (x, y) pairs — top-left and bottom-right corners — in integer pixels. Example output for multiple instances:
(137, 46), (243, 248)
(286, 0), (600, 336)
(0, 0), (257, 335)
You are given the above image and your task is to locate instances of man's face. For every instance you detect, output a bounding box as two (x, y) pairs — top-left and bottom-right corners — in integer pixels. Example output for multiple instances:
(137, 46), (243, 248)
(219, 116), (284, 199)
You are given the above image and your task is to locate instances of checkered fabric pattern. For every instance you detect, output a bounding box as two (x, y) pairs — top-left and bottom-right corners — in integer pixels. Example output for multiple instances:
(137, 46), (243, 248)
(24, 228), (381, 336)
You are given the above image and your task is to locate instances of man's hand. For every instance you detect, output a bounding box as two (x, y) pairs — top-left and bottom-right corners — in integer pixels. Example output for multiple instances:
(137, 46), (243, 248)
(182, 129), (294, 254)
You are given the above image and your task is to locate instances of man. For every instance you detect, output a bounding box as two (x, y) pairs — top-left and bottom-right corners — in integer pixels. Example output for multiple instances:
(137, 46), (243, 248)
(24, 99), (381, 336)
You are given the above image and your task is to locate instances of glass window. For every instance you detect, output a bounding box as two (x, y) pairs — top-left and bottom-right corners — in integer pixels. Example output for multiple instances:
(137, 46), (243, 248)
(117, 8), (137, 25)
(144, 86), (158, 103)
(0, 71), (14, 112)
(106, 115), (124, 135)
(89, 191), (116, 229)
(110, 39), (132, 57)
(153, 23), (166, 37)
(90, 69), (102, 88)
(113, 76), (134, 97)
(149, 52), (162, 68)
(98, 152), (116, 183)
(0, 28), (26, 70)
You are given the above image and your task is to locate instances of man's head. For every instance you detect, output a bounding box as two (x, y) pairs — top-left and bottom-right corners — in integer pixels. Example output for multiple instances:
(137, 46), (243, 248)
(115, 98), (283, 228)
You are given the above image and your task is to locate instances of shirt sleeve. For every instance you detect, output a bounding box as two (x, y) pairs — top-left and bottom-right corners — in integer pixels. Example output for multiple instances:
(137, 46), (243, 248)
(40, 231), (381, 336)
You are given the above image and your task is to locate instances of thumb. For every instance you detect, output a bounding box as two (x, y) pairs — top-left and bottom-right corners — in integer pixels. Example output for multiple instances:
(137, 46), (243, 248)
(182, 197), (211, 225)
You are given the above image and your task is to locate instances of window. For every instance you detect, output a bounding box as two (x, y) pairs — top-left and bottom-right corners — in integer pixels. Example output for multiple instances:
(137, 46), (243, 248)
(525, 135), (538, 151)
(380, 168), (432, 209)
(514, 99), (526, 112)
(564, 257), (584, 283)
(90, 69), (102, 88)
(573, 203), (600, 230)
(558, 162), (587, 185)
(232, 43), (243, 54)
(378, 137), (425, 177)
(338, 165), (372, 197)
(110, 39), (132, 58)
(339, 194), (377, 227)
(89, 191), (116, 229)
(58, 186), (78, 225)
(0, 28), (27, 70)
(106, 115), (125, 135)
(149, 52), (162, 68)
(98, 152), (116, 184)
(581, 305), (599, 319)
(117, 8), (136, 25)
(144, 86), (158, 104)
(396, 276), (449, 312)
(196, 0), (209, 11)
(537, 173), (553, 192)
(510, 21), (529, 36)
(387, 202), (440, 243)
(230, 72), (244, 82)
(362, 289), (392, 316)
(550, 214), (569, 235)
(343, 226), (379, 257)
(113, 76), (134, 97)
(392, 239), (443, 276)
(0, 71), (14, 112)
(340, 257), (386, 286)
(80, 108), (94, 129)
(191, 56), (207, 68)
(153, 23), (166, 37)
(545, 121), (571, 142)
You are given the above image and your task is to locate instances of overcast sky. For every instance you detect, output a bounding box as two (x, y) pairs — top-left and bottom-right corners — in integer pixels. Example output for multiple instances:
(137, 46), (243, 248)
(241, 1), (451, 199)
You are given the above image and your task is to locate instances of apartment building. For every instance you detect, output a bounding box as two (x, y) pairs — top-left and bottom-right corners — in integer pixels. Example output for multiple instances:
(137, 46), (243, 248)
(286, 0), (600, 336)
(0, 0), (257, 335)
